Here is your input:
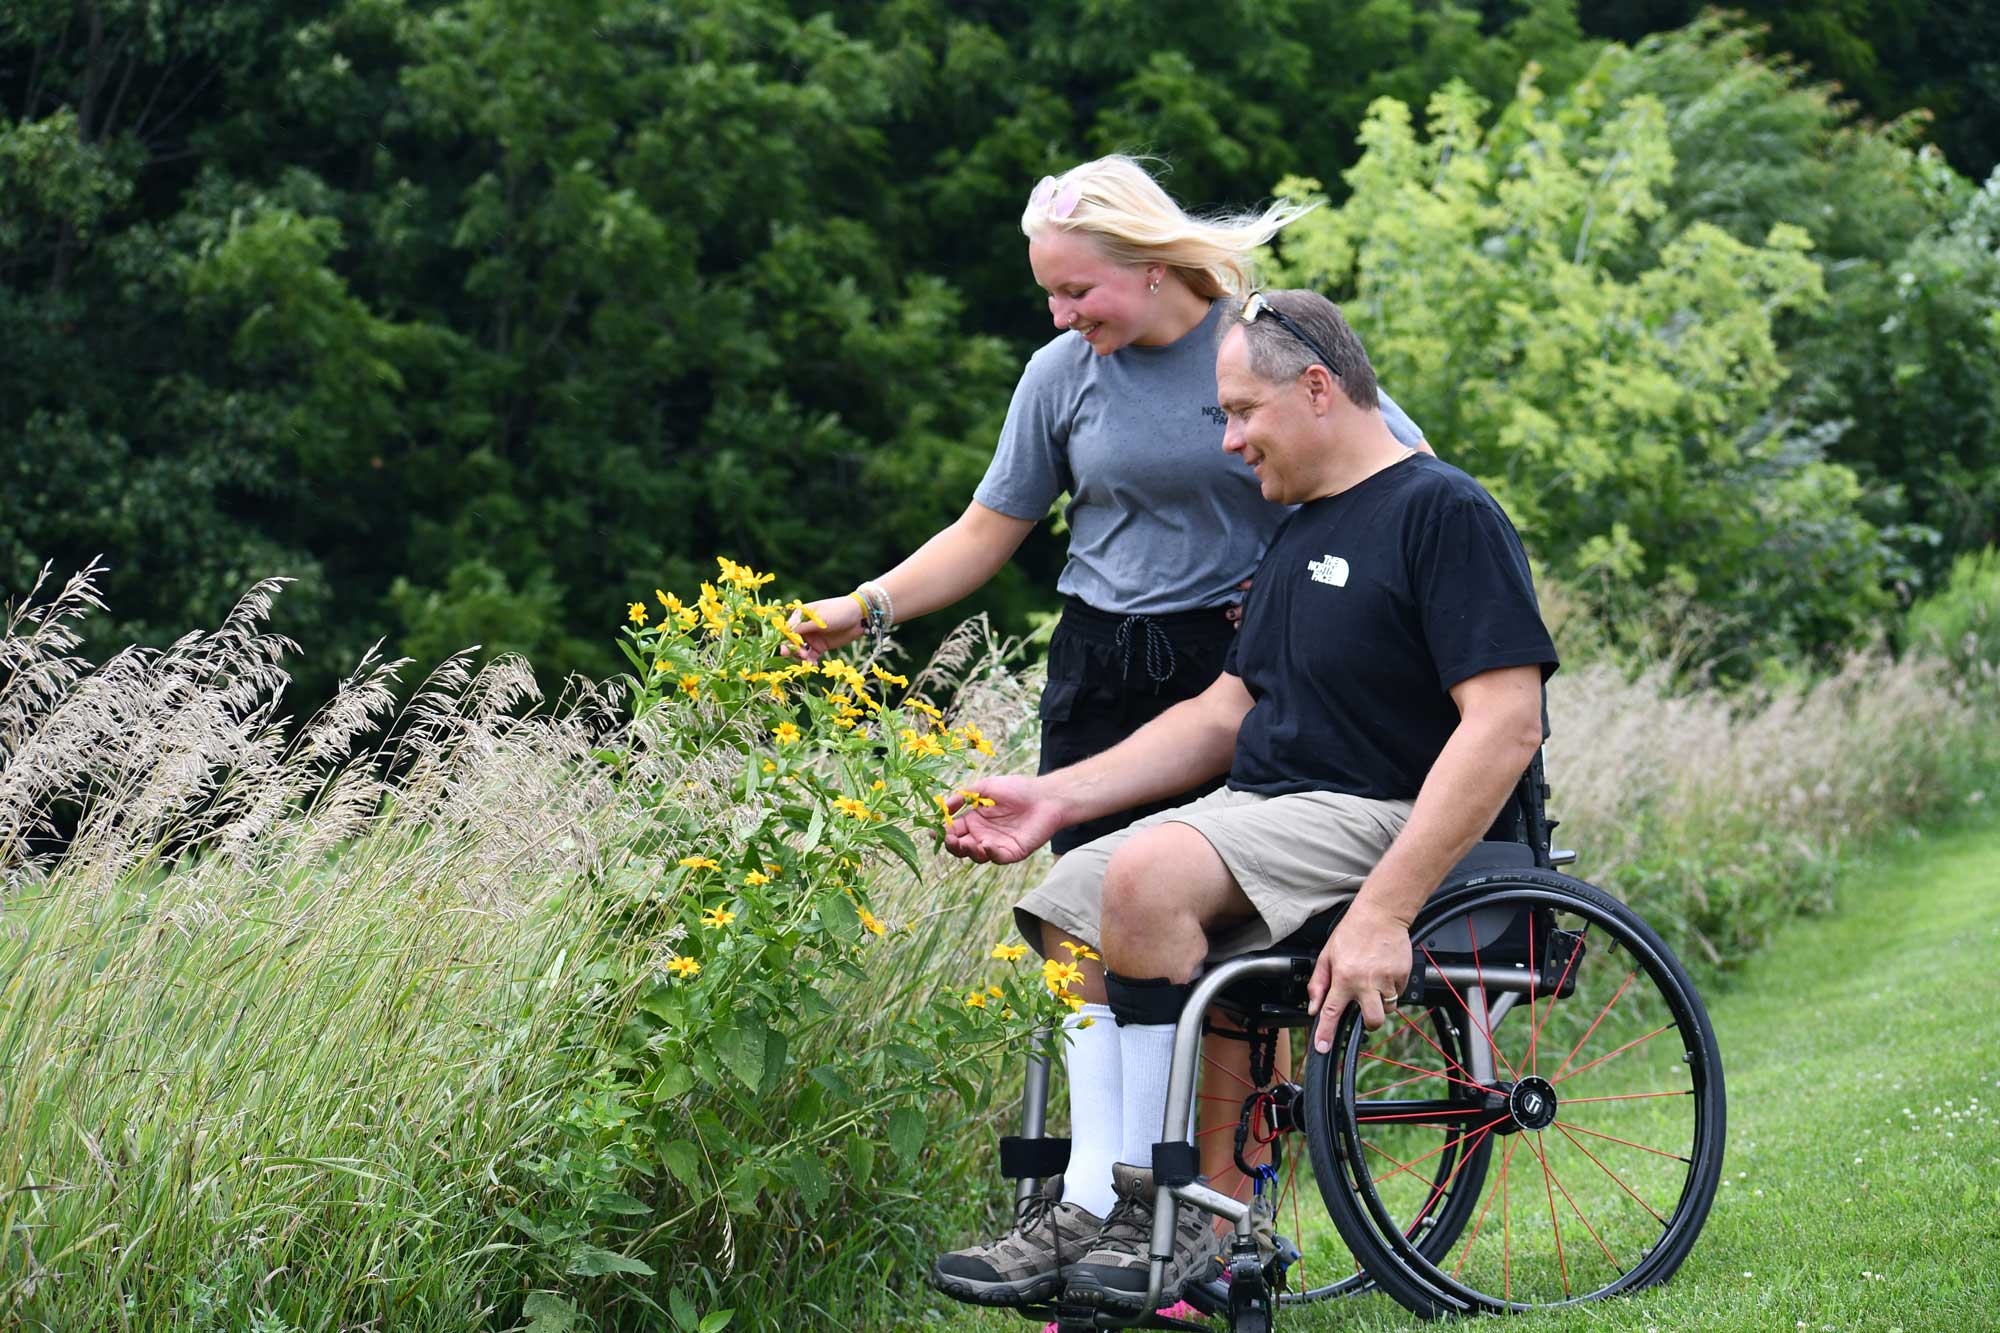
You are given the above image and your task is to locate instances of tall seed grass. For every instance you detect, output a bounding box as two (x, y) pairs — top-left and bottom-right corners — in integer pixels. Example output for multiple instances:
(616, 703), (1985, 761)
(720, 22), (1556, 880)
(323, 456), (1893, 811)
(1, 564), (1992, 1329)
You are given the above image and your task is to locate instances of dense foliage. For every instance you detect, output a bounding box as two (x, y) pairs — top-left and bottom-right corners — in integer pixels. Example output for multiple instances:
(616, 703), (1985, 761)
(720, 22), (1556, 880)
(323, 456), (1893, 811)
(1, 1), (1995, 700)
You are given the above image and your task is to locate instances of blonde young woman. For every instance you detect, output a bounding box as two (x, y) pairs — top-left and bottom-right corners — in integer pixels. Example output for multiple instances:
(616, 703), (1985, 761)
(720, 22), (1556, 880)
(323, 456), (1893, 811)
(789, 157), (1428, 1309)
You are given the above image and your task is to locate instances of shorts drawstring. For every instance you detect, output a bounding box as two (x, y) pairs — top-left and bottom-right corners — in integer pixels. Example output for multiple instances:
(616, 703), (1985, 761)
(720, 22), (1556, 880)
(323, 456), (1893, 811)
(1114, 614), (1178, 688)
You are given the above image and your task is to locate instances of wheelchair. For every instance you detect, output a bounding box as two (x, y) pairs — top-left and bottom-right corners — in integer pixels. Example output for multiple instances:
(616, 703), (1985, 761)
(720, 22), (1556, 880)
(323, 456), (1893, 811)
(996, 756), (1726, 1329)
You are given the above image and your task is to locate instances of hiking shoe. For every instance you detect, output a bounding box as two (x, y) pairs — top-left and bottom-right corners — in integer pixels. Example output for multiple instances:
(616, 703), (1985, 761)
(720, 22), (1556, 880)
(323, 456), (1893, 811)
(928, 1176), (1104, 1308)
(1061, 1162), (1226, 1312)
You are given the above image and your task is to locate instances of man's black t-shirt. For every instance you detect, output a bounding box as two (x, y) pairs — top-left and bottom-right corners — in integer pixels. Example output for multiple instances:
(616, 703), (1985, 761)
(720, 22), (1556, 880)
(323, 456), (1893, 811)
(1222, 453), (1558, 800)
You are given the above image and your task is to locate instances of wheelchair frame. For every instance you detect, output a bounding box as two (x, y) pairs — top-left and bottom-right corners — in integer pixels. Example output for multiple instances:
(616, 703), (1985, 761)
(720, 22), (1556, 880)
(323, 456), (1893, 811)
(998, 754), (1726, 1329)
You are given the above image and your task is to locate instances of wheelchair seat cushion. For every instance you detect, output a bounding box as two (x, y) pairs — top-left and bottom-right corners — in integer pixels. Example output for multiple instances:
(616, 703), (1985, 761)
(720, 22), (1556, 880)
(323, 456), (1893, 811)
(1260, 840), (1540, 961)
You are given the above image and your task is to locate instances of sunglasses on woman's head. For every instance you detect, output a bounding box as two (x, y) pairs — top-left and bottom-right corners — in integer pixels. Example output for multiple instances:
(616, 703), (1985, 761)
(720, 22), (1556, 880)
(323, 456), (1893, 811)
(1029, 175), (1083, 220)
(1241, 290), (1344, 378)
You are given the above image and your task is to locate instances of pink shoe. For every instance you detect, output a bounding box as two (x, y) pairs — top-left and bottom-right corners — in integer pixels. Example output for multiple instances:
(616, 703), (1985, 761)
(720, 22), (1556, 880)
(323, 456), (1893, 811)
(1040, 1300), (1202, 1332)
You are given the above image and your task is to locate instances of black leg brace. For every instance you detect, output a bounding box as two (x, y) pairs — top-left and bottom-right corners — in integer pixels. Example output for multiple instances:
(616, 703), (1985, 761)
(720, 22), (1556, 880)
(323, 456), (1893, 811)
(1102, 969), (1196, 1027)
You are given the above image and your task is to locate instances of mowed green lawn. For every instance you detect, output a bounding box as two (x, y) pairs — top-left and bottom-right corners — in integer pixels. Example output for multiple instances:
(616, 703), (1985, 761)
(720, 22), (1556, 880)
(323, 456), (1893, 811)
(924, 807), (2000, 1332)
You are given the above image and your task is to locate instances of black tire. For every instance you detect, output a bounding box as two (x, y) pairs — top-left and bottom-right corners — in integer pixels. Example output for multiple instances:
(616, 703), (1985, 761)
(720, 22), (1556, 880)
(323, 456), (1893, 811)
(1307, 871), (1726, 1317)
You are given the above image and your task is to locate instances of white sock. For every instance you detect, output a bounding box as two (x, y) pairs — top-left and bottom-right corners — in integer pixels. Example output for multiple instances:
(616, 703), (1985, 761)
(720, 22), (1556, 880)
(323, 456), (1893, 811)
(1117, 1021), (1179, 1170)
(1059, 1004), (1122, 1218)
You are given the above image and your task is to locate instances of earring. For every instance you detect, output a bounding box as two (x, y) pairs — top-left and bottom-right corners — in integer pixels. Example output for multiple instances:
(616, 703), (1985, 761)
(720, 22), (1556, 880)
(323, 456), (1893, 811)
(1148, 277), (1161, 294)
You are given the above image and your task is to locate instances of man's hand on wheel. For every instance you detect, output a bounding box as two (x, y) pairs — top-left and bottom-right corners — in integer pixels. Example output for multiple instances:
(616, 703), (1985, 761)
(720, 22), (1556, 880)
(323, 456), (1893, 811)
(1306, 902), (1414, 1053)
(941, 775), (1068, 864)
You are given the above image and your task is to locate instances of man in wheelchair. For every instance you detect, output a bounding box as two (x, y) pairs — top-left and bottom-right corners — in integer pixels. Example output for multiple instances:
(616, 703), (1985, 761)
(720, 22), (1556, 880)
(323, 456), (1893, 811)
(931, 290), (1560, 1315)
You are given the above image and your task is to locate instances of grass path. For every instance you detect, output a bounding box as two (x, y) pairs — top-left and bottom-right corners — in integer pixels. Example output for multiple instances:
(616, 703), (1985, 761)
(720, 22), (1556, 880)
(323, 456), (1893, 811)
(924, 808), (2000, 1332)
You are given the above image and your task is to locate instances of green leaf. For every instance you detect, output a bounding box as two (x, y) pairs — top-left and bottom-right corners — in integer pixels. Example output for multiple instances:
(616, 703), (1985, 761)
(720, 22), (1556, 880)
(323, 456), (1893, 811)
(661, 1140), (702, 1186)
(522, 1293), (580, 1333)
(808, 1064), (854, 1103)
(568, 1245), (655, 1278)
(698, 1312), (735, 1333)
(759, 1026), (789, 1096)
(844, 1128), (876, 1184)
(844, 1134), (875, 1187)
(668, 1286), (699, 1332)
(596, 1191), (652, 1217)
(714, 1016), (771, 1090)
(887, 1106), (925, 1165)
(801, 803), (825, 853)
(790, 1151), (830, 1213)
(873, 823), (923, 878)
(649, 1060), (694, 1101)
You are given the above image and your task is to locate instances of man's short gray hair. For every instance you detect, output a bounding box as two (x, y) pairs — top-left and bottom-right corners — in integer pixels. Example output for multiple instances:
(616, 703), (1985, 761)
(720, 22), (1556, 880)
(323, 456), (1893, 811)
(1220, 290), (1380, 411)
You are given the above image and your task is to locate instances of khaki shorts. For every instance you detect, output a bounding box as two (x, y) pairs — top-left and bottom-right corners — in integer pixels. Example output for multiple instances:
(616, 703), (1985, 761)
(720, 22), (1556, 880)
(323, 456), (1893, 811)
(1013, 786), (1413, 961)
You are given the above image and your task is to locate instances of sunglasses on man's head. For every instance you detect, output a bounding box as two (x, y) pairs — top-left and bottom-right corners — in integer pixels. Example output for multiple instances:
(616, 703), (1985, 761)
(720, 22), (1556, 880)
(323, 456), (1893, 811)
(1240, 290), (1344, 379)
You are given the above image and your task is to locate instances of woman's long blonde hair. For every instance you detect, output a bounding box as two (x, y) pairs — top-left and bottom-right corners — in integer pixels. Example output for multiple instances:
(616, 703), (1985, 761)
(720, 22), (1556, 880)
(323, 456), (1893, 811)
(1020, 155), (1315, 299)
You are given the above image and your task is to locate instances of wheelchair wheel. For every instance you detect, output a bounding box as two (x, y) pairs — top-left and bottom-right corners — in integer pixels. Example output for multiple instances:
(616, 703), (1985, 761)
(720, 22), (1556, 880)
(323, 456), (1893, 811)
(1183, 1000), (1493, 1313)
(1305, 871), (1725, 1317)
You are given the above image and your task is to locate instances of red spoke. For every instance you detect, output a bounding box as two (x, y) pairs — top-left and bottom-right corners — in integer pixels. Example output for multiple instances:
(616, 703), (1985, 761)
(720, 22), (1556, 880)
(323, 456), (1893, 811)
(1550, 970), (1637, 1082)
(1462, 914), (1522, 1081)
(1561, 1090), (1693, 1106)
(1199, 1093), (1244, 1106)
(1196, 1120), (1237, 1138)
(1554, 1123), (1668, 1225)
(1358, 1065), (1453, 1098)
(1402, 1120), (1501, 1241)
(1555, 1022), (1677, 1087)
(1420, 939), (1520, 1082)
(1537, 1133), (1622, 1270)
(1371, 1004), (1484, 1093)
(1364, 1117), (1508, 1187)
(1533, 1131), (1572, 1297)
(1202, 1052), (1257, 1092)
(1524, 927), (1591, 1080)
(1359, 1049), (1493, 1096)
(1456, 1134), (1521, 1279)
(1554, 1120), (1691, 1164)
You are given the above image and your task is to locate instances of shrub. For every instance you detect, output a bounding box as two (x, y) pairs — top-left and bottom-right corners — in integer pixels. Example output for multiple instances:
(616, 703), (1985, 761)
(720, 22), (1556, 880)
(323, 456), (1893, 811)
(1905, 546), (2000, 692)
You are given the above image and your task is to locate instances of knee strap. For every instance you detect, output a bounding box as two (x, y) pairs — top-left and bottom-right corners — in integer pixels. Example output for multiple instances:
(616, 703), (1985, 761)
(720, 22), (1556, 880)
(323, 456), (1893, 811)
(1103, 970), (1195, 1027)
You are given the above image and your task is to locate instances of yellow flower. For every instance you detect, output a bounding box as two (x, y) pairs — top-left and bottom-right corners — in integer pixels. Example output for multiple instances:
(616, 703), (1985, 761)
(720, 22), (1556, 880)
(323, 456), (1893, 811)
(933, 792), (956, 832)
(1057, 990), (1085, 1012)
(899, 728), (945, 759)
(675, 607), (699, 630)
(956, 787), (996, 810)
(870, 664), (909, 687)
(762, 760), (776, 773)
(987, 984), (1004, 998)
(678, 673), (702, 699)
(904, 697), (943, 724)
(679, 855), (720, 871)
(744, 871), (771, 886)
(717, 556), (776, 591)
(667, 956), (701, 978)
(656, 589), (675, 611)
(763, 862), (781, 876)
(832, 796), (878, 821)
(1042, 958), (1084, 993)
(787, 599), (828, 629)
(700, 906), (736, 929)
(870, 779), (885, 791)
(767, 681), (788, 702)
(991, 942), (1029, 962)
(964, 990), (988, 1009)
(654, 659), (671, 674)
(960, 723), (996, 757)
(774, 722), (801, 746)
(627, 602), (649, 625)
(857, 908), (887, 936)
(1058, 940), (1101, 961)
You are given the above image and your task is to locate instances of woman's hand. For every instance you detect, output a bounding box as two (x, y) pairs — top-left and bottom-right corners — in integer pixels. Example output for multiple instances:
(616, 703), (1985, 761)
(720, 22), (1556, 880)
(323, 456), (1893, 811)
(785, 595), (865, 664)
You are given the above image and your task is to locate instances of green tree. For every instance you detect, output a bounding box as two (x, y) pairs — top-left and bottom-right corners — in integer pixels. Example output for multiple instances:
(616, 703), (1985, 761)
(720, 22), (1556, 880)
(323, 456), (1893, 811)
(1271, 73), (1895, 667)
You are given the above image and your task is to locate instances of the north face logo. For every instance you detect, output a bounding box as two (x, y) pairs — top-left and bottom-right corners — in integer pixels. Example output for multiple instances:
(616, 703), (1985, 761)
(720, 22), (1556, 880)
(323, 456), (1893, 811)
(1308, 555), (1349, 587)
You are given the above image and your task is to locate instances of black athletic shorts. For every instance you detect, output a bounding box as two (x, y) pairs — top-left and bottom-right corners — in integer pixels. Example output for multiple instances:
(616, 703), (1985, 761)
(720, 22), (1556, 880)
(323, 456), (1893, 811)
(1038, 597), (1240, 854)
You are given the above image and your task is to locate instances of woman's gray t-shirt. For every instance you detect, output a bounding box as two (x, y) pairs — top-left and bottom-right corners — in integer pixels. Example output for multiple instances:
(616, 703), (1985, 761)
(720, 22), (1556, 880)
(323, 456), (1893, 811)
(973, 299), (1425, 616)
